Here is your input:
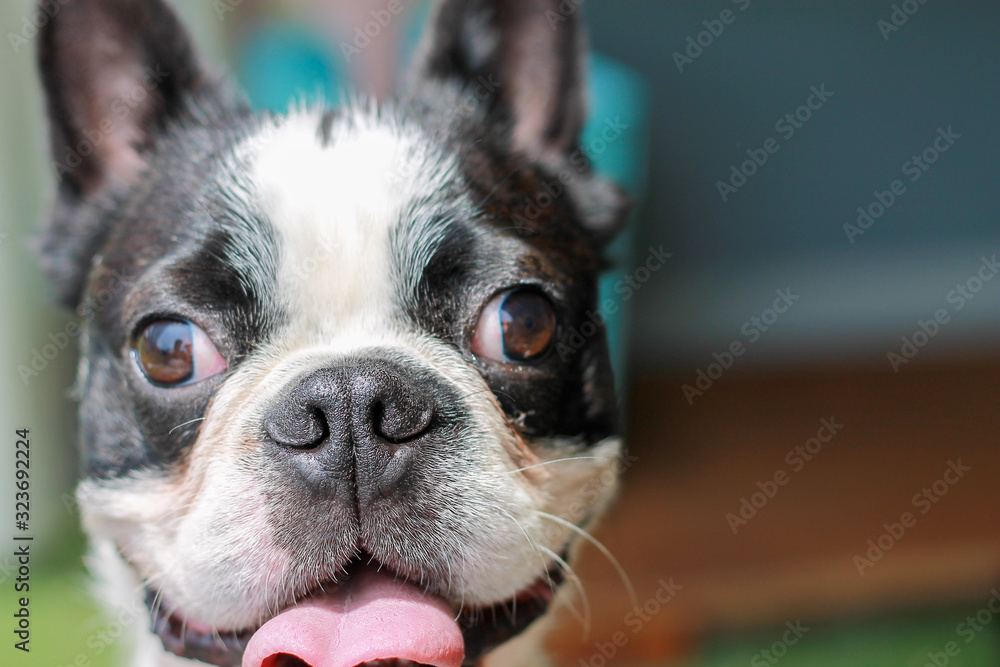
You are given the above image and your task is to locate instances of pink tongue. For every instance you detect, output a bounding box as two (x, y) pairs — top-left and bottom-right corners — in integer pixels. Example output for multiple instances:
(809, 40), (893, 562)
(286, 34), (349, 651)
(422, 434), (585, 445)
(242, 566), (464, 667)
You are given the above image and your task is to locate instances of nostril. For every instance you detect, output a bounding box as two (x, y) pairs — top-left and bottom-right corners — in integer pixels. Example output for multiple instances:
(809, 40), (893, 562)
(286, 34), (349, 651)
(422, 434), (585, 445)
(264, 406), (329, 449)
(372, 398), (434, 444)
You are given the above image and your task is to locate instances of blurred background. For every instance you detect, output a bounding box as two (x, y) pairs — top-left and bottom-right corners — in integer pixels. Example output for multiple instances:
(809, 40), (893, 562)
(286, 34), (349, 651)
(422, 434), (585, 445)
(1, 0), (998, 665)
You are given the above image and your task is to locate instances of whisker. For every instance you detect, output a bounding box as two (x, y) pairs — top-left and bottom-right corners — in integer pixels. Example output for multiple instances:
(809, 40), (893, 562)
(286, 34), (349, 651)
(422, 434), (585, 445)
(536, 511), (639, 609)
(454, 559), (467, 623)
(211, 627), (227, 652)
(538, 545), (591, 639)
(507, 456), (611, 475)
(150, 589), (166, 627)
(168, 417), (205, 436)
(498, 508), (539, 556)
(498, 508), (544, 629)
(456, 387), (493, 402)
(139, 557), (189, 645)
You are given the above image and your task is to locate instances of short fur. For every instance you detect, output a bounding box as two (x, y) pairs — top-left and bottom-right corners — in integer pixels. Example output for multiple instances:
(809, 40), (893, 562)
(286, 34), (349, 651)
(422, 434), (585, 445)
(37, 0), (628, 665)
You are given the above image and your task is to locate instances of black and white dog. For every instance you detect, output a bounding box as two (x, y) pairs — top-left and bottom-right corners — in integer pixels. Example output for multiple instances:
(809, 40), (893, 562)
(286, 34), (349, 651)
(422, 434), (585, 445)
(37, 0), (628, 665)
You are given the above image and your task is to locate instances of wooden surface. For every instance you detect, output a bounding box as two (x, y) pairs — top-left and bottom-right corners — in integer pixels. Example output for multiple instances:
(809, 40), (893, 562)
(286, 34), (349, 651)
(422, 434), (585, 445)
(548, 357), (1000, 664)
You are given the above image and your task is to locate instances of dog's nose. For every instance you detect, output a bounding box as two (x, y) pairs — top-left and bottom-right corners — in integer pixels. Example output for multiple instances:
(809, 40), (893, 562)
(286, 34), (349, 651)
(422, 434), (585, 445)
(263, 359), (437, 502)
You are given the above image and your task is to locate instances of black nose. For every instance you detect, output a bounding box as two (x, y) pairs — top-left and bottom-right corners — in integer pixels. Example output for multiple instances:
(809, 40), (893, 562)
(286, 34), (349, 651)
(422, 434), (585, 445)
(263, 358), (438, 504)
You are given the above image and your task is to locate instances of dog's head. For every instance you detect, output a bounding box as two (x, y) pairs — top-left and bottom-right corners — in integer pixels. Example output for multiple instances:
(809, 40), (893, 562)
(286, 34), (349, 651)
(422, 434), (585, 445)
(37, 0), (627, 665)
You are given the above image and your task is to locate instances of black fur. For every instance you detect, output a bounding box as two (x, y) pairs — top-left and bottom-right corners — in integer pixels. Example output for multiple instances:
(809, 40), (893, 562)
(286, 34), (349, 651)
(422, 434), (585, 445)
(37, 0), (626, 663)
(37, 0), (222, 307)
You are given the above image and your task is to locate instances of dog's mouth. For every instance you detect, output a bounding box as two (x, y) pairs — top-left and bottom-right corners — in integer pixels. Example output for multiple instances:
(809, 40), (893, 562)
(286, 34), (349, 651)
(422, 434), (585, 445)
(146, 556), (563, 667)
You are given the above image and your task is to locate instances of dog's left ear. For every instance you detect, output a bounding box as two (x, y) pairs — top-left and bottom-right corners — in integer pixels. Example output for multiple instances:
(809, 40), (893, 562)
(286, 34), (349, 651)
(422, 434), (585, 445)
(415, 0), (586, 161)
(36, 0), (211, 307)
(412, 0), (629, 240)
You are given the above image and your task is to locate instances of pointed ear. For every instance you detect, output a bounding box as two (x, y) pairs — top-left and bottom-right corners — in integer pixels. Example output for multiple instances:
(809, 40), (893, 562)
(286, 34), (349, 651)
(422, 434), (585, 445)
(37, 0), (207, 198)
(413, 0), (588, 161)
(412, 0), (629, 242)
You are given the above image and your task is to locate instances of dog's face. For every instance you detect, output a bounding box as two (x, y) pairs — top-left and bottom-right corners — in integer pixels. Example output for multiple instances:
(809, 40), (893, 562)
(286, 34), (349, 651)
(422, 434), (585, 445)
(38, 1), (626, 665)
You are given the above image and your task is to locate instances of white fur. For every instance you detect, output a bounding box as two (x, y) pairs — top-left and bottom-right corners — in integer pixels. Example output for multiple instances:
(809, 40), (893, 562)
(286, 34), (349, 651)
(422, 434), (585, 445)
(253, 106), (457, 336)
(77, 107), (623, 665)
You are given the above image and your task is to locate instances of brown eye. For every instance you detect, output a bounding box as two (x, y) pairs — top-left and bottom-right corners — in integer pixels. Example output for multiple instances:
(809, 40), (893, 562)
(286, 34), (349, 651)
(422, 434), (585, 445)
(471, 290), (557, 362)
(133, 319), (226, 386)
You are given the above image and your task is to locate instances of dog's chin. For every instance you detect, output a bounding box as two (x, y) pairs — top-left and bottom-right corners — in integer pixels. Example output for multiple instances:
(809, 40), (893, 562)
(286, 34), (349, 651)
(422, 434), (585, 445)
(145, 554), (564, 667)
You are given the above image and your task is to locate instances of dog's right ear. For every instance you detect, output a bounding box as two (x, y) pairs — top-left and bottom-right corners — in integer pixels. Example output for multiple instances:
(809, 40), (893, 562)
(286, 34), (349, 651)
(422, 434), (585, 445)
(37, 0), (208, 306)
(38, 0), (206, 198)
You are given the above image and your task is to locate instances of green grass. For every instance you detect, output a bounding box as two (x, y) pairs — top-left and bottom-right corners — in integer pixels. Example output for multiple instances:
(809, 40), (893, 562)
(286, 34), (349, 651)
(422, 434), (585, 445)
(3, 565), (124, 667)
(684, 609), (1000, 667)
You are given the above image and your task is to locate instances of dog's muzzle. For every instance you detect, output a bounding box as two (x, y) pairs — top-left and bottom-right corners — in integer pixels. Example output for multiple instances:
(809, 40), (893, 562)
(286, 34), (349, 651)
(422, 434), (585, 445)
(143, 355), (565, 666)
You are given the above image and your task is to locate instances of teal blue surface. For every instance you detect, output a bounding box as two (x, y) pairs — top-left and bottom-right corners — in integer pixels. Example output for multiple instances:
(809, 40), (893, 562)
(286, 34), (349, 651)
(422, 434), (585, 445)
(583, 54), (650, 395)
(239, 23), (348, 112)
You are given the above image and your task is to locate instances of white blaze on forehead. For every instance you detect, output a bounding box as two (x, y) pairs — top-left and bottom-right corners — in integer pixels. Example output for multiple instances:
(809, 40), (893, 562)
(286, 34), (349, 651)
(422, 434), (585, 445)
(250, 109), (456, 342)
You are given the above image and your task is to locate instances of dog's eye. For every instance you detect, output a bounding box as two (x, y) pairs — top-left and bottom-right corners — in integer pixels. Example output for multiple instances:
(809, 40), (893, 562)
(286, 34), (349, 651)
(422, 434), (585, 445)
(133, 319), (226, 386)
(471, 290), (557, 362)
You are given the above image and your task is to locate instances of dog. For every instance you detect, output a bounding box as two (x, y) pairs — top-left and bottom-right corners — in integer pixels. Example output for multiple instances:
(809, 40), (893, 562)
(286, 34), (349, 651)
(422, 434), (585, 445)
(36, 0), (628, 664)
